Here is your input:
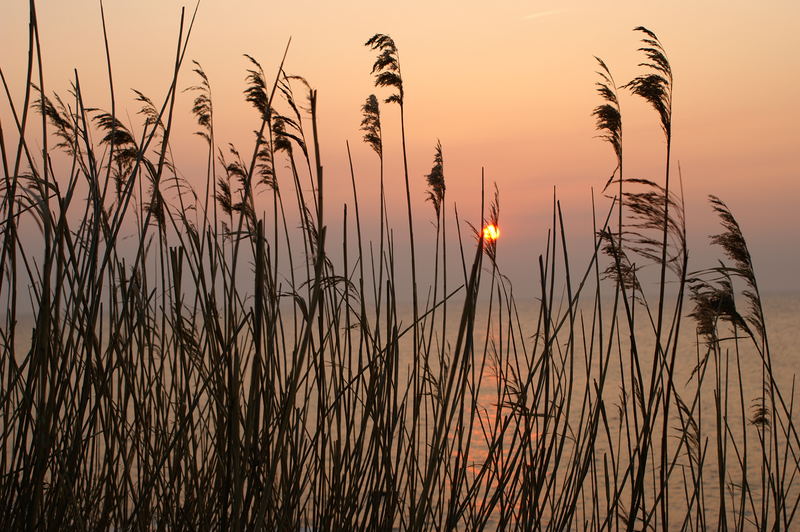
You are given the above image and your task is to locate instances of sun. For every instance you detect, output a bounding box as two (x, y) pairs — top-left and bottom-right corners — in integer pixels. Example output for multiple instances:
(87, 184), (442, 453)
(482, 224), (500, 241)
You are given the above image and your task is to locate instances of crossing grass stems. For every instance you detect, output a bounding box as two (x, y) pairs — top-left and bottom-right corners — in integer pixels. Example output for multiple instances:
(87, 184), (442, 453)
(0, 5), (796, 530)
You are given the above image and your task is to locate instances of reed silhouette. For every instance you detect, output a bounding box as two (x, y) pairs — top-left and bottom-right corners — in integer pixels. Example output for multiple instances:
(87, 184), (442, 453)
(0, 9), (796, 530)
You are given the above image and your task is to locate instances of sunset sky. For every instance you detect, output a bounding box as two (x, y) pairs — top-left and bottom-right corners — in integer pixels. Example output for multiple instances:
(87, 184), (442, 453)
(1, 1), (798, 294)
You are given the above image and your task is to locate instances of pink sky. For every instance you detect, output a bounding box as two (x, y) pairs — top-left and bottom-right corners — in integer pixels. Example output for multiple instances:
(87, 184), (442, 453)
(1, 1), (798, 294)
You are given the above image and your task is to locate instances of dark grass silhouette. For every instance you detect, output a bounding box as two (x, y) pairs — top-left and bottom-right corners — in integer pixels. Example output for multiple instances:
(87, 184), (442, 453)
(0, 6), (797, 529)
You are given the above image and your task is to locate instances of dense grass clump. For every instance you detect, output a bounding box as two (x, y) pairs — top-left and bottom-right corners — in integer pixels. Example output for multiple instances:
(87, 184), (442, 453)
(1, 6), (797, 530)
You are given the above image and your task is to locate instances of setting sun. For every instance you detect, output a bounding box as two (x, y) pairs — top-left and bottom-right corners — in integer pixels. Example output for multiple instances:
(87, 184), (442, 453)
(483, 224), (500, 241)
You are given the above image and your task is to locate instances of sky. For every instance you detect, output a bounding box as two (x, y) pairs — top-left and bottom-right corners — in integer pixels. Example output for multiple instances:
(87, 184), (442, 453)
(1, 1), (798, 297)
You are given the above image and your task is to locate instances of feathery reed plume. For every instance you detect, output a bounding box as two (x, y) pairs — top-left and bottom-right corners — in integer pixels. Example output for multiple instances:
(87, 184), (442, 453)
(240, 55), (278, 190)
(35, 87), (76, 156)
(223, 144), (248, 193)
(623, 27), (675, 336)
(485, 183), (500, 263)
(688, 272), (747, 342)
(185, 60), (213, 143)
(94, 110), (135, 148)
(134, 89), (165, 130)
(273, 75), (310, 159)
(145, 184), (166, 229)
(216, 172), (233, 218)
(689, 195), (767, 347)
(621, 178), (685, 273)
(243, 54), (271, 121)
(360, 94), (382, 156)
(254, 135), (275, 190)
(273, 79), (310, 153)
(93, 110), (138, 197)
(709, 196), (752, 272)
(364, 34), (421, 460)
(272, 114), (306, 157)
(185, 60), (217, 231)
(592, 57), (622, 192)
(750, 398), (770, 427)
(597, 228), (640, 292)
(271, 116), (293, 154)
(364, 34), (403, 105)
(623, 26), (672, 139)
(359, 92), (387, 329)
(216, 145), (253, 221)
(707, 195), (765, 340)
(425, 140), (445, 217)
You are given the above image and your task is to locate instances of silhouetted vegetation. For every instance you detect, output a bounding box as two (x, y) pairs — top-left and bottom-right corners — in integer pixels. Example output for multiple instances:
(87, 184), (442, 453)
(0, 6), (796, 530)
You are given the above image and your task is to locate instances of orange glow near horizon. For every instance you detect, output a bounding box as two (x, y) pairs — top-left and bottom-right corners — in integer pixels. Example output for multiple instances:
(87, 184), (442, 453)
(483, 224), (500, 242)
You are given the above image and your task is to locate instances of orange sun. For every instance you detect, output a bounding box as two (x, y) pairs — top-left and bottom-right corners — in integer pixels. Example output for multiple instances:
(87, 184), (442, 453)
(482, 224), (500, 241)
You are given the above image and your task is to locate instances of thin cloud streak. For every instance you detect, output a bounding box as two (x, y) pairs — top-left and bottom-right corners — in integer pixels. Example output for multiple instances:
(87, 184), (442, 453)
(522, 9), (566, 21)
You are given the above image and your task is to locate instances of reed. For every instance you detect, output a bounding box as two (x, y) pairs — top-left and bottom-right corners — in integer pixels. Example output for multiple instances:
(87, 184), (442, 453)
(0, 7), (796, 530)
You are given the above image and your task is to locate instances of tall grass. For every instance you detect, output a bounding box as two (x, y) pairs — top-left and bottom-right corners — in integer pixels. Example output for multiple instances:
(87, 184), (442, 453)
(1, 5), (797, 530)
